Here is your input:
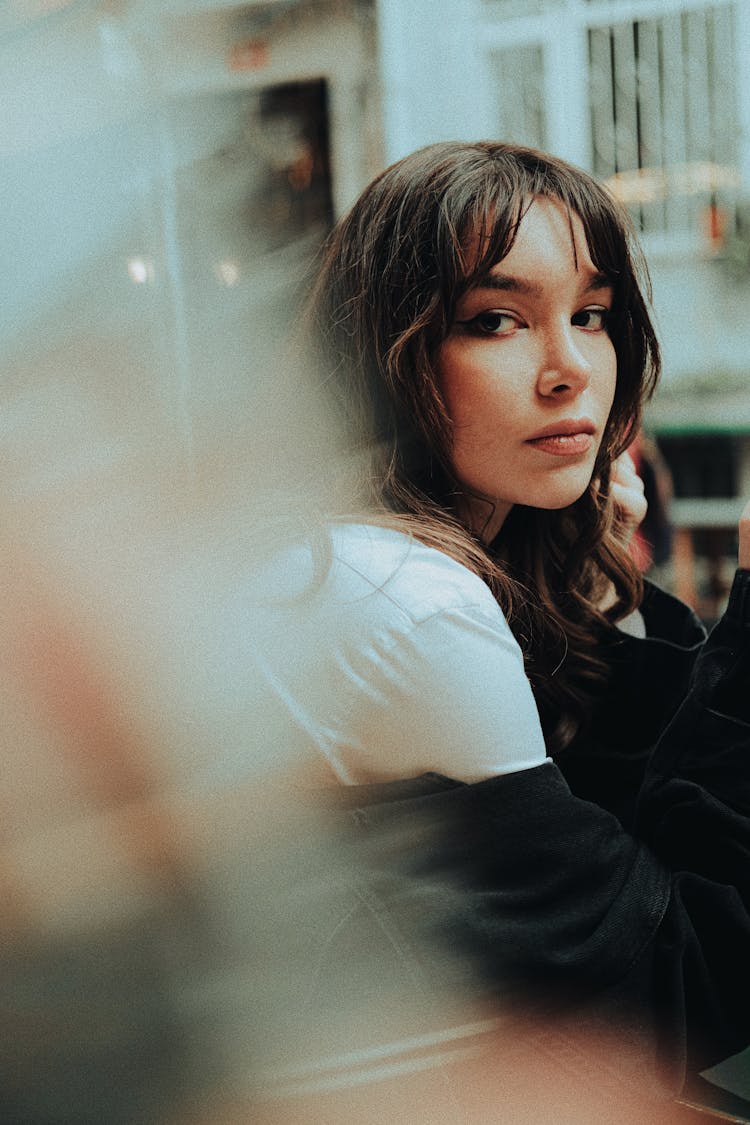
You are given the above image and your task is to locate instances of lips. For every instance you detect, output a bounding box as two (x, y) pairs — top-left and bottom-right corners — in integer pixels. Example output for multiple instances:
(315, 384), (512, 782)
(526, 418), (597, 457)
(527, 418), (596, 441)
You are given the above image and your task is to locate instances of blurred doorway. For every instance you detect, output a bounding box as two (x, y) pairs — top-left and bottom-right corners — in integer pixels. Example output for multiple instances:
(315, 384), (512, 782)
(253, 78), (334, 249)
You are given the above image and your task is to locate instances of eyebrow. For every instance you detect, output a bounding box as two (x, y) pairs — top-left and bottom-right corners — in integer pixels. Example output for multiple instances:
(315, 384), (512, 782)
(472, 270), (613, 297)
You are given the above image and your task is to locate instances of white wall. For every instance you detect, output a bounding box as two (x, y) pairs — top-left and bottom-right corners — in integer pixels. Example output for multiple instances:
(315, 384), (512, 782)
(0, 6), (155, 344)
(375, 0), (480, 163)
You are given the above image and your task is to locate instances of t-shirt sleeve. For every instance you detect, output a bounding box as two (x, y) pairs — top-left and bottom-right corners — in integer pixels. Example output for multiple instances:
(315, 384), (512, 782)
(339, 602), (549, 784)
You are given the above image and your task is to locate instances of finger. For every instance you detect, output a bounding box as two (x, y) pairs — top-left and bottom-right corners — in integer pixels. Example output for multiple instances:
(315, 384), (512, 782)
(611, 482), (648, 527)
(611, 453), (643, 492)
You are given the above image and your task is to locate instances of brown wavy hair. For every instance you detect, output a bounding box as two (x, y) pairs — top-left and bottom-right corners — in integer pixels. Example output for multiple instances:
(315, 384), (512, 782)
(305, 141), (660, 751)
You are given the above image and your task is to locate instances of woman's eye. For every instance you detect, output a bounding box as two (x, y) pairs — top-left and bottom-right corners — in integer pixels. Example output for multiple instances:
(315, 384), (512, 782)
(459, 311), (520, 336)
(572, 307), (610, 331)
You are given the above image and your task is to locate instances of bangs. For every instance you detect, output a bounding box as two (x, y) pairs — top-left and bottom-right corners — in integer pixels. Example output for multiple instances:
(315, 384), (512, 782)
(448, 150), (633, 303)
(456, 195), (528, 292)
(563, 179), (633, 285)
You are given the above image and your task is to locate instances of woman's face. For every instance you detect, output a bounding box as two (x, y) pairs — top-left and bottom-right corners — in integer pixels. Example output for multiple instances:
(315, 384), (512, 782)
(437, 196), (617, 542)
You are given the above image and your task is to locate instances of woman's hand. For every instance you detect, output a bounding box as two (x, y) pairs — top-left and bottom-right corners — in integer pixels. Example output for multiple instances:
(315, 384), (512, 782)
(611, 451), (648, 547)
(739, 499), (750, 570)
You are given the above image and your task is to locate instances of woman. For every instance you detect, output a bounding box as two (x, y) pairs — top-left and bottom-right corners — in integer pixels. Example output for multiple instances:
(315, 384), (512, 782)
(251, 142), (750, 1121)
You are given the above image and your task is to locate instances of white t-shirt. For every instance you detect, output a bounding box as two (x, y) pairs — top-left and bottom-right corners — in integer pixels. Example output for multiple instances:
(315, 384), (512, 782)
(247, 523), (549, 785)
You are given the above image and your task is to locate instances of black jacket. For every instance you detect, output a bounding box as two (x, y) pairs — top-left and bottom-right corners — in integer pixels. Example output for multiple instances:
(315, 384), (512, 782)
(556, 578), (707, 828)
(324, 573), (750, 1118)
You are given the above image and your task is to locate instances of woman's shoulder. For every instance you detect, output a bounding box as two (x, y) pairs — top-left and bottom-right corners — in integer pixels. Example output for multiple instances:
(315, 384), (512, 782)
(253, 520), (518, 667)
(247, 520), (544, 785)
(326, 522), (505, 628)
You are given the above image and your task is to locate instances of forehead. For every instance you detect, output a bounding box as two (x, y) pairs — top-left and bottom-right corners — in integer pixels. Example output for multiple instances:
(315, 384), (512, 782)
(458, 193), (606, 284)
(465, 198), (609, 297)
(499, 198), (593, 270)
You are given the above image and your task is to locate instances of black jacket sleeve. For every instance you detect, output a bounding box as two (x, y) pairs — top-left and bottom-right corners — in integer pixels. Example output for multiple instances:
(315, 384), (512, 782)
(342, 571), (750, 1097)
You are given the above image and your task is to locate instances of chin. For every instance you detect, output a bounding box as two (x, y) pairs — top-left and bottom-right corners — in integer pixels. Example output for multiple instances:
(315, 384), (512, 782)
(524, 477), (594, 512)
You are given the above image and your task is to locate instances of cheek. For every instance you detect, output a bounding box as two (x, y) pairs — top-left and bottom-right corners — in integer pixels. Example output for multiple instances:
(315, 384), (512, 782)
(605, 367), (617, 411)
(439, 345), (517, 427)
(597, 341), (618, 409)
(436, 342), (467, 412)
(596, 351), (619, 456)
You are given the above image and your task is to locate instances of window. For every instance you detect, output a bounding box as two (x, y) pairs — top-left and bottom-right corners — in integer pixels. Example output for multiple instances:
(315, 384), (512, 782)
(589, 3), (740, 236)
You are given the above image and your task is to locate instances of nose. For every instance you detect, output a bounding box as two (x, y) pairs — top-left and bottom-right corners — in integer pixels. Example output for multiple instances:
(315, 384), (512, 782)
(536, 322), (592, 399)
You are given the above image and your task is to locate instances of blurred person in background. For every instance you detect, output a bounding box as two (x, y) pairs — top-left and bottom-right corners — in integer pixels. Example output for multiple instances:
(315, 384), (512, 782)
(243, 140), (750, 1123)
(627, 428), (674, 576)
